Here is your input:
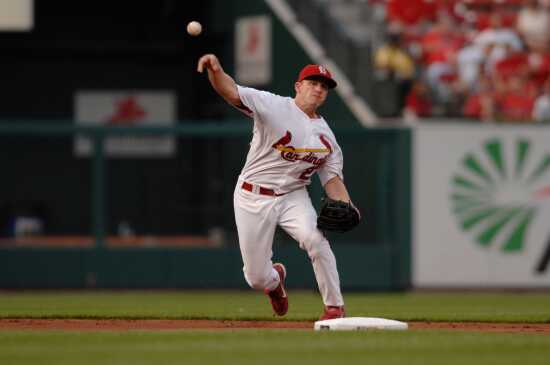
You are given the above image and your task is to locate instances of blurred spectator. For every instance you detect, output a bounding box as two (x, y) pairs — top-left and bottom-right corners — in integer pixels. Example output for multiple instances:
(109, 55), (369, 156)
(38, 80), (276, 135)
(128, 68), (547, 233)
(374, 30), (416, 80)
(493, 51), (529, 81)
(462, 73), (495, 121)
(376, 0), (550, 122)
(491, 50), (540, 121)
(456, 43), (488, 92)
(403, 79), (432, 122)
(527, 50), (550, 88)
(473, 12), (523, 73)
(420, 12), (466, 104)
(533, 78), (550, 122)
(516, 0), (550, 52)
(374, 28), (416, 111)
(495, 74), (537, 122)
(386, 0), (438, 28)
(438, 0), (466, 23)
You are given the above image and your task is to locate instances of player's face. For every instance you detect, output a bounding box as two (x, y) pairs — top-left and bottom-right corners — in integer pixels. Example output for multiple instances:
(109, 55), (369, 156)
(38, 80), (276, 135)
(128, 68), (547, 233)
(295, 78), (329, 108)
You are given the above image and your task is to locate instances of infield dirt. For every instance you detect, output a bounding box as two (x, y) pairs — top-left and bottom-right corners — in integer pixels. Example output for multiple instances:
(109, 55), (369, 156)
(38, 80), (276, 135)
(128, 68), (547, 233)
(1, 319), (550, 334)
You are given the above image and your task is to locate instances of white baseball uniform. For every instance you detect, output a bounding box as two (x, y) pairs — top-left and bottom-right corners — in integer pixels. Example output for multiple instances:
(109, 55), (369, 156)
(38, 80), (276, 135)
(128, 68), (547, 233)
(233, 85), (344, 307)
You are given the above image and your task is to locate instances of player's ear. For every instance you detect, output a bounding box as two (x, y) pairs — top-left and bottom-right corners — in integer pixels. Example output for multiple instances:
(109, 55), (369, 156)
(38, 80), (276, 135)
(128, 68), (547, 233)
(294, 81), (301, 94)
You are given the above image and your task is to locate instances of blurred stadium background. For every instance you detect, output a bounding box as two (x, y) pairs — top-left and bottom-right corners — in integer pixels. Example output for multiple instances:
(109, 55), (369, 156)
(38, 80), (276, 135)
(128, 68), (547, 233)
(0, 0), (549, 291)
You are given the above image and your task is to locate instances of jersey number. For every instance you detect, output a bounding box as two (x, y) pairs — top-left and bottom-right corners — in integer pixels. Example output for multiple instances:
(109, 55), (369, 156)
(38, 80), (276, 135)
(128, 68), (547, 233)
(299, 166), (317, 180)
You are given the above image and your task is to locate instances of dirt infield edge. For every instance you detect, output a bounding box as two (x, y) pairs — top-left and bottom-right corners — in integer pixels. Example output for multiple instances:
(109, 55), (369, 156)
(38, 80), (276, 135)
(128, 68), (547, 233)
(1, 319), (550, 333)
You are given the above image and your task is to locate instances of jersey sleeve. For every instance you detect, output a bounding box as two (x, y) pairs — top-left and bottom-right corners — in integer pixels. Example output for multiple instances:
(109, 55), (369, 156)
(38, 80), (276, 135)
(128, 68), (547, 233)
(236, 85), (281, 120)
(317, 139), (344, 186)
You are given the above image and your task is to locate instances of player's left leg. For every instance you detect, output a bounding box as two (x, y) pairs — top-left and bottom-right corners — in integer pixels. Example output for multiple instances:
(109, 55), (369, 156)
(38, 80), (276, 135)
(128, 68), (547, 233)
(278, 188), (344, 308)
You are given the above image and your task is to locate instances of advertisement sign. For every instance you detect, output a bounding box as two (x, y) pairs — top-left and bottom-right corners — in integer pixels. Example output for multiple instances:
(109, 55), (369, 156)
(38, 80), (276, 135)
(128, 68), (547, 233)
(0, 0), (33, 31)
(414, 124), (550, 287)
(235, 15), (272, 85)
(74, 91), (176, 157)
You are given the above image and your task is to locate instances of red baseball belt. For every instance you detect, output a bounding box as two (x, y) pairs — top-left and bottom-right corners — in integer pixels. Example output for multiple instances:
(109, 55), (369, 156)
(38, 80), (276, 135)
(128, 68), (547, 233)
(241, 181), (286, 197)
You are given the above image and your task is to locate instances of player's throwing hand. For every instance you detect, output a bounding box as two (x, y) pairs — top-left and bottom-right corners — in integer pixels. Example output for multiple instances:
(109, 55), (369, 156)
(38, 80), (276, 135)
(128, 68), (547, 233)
(197, 54), (221, 73)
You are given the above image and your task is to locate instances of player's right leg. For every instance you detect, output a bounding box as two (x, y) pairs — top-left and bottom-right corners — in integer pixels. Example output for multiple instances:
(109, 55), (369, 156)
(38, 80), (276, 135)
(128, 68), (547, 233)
(233, 184), (287, 315)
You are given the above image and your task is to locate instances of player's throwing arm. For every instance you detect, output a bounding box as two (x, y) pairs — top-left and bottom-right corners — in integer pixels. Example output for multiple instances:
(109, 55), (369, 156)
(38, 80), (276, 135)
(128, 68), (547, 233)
(197, 54), (241, 106)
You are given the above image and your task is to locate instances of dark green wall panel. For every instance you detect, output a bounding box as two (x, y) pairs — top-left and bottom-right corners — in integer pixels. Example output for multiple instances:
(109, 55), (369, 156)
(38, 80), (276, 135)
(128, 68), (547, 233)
(0, 249), (88, 288)
(0, 244), (398, 290)
(0, 125), (411, 290)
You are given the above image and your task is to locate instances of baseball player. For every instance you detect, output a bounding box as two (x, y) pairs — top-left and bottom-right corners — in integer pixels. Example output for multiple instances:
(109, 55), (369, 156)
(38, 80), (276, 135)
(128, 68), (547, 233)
(197, 54), (358, 320)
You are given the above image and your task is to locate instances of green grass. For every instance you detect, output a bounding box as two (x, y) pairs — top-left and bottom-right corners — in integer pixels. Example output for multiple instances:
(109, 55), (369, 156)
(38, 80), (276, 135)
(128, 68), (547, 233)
(1, 290), (550, 365)
(1, 290), (550, 322)
(1, 330), (550, 365)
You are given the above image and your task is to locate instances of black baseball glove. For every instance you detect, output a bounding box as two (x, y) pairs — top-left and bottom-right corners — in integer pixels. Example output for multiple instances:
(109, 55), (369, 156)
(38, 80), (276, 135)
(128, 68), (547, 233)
(317, 197), (361, 233)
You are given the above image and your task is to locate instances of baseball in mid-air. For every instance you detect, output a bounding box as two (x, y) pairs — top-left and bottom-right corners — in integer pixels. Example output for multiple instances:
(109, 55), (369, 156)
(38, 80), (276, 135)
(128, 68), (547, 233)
(187, 21), (202, 36)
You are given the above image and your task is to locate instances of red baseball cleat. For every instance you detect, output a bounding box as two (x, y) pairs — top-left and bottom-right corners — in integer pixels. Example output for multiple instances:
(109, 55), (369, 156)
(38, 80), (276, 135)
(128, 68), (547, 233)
(264, 263), (288, 316)
(320, 306), (345, 320)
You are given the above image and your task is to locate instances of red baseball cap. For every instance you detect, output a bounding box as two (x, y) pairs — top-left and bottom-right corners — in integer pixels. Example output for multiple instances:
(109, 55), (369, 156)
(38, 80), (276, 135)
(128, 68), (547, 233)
(297, 64), (337, 89)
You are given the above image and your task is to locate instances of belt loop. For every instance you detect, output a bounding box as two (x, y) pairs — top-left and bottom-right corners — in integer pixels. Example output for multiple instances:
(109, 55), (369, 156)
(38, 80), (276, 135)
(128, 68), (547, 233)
(252, 184), (260, 194)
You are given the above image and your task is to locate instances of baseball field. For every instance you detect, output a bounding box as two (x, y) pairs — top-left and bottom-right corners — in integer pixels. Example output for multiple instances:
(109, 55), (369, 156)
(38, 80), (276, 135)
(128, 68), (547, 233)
(1, 290), (550, 364)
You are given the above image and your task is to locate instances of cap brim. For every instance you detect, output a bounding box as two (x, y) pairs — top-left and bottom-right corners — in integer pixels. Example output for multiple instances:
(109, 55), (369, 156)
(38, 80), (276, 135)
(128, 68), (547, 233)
(304, 75), (337, 89)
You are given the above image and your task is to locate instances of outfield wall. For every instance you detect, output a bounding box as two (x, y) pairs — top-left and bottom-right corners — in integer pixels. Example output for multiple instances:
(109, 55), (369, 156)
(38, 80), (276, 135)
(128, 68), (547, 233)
(413, 124), (550, 288)
(3, 122), (549, 290)
(0, 124), (410, 290)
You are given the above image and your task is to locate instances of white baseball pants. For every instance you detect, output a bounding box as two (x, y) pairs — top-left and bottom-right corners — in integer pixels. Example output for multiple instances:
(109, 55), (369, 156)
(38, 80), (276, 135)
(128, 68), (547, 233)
(233, 182), (344, 307)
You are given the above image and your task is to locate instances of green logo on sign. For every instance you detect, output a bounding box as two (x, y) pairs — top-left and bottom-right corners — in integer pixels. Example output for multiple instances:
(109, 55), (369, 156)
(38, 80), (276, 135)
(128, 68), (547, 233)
(450, 138), (550, 265)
